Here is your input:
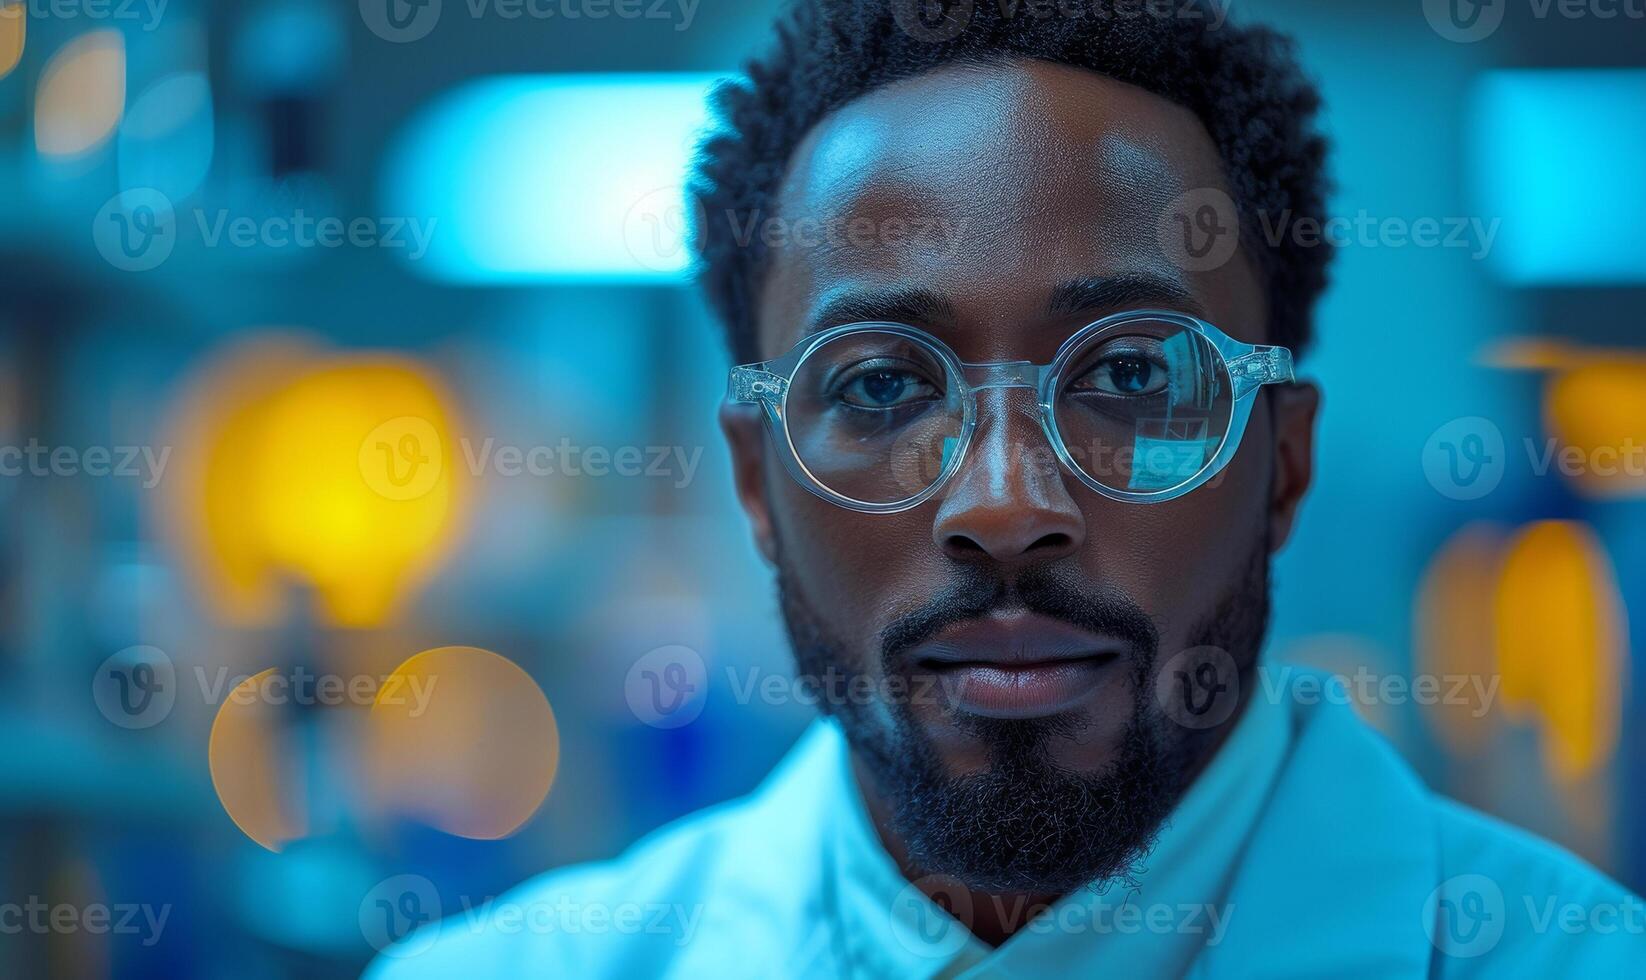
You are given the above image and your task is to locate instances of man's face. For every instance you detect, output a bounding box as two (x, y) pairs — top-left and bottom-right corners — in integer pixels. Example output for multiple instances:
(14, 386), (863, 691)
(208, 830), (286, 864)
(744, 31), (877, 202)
(723, 59), (1318, 894)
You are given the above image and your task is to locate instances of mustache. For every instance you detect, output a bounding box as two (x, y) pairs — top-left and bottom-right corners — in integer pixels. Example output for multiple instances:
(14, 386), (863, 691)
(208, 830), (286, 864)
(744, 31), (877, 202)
(879, 565), (1160, 666)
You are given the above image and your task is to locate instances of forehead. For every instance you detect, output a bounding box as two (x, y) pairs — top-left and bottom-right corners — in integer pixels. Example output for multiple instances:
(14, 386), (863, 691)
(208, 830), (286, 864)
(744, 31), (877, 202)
(754, 58), (1265, 363)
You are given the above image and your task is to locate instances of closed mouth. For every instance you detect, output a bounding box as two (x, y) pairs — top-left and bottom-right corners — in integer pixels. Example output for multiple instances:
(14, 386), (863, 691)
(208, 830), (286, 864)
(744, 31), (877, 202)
(907, 611), (1128, 719)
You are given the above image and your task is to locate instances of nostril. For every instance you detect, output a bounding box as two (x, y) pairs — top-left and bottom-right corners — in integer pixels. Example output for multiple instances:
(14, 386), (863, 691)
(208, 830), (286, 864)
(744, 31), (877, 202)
(1026, 532), (1073, 555)
(941, 530), (1074, 561)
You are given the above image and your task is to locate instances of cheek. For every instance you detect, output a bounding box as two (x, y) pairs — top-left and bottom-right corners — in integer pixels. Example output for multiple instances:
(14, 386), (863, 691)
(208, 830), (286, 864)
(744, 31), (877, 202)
(1076, 436), (1273, 649)
(765, 455), (939, 658)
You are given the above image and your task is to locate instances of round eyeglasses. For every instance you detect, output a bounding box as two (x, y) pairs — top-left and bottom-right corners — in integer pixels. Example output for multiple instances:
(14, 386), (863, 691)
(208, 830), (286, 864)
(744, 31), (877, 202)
(726, 309), (1294, 513)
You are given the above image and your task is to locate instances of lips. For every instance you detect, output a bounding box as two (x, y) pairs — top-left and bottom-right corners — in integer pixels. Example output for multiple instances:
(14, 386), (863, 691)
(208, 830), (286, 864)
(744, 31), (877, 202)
(908, 611), (1126, 719)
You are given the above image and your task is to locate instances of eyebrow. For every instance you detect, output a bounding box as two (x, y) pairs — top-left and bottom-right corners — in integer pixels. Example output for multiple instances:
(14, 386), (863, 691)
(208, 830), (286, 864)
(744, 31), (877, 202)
(1044, 272), (1206, 320)
(807, 287), (958, 336)
(804, 271), (1206, 338)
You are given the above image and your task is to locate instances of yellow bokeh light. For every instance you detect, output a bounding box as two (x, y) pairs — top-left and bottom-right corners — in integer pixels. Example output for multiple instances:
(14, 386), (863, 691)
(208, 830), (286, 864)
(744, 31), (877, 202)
(1415, 523), (1505, 757)
(251, 358), (464, 625)
(164, 337), (318, 624)
(35, 30), (125, 157)
(1494, 521), (1627, 781)
(365, 647), (559, 840)
(0, 3), (24, 81)
(208, 669), (307, 852)
(1545, 360), (1646, 498)
(161, 338), (466, 627)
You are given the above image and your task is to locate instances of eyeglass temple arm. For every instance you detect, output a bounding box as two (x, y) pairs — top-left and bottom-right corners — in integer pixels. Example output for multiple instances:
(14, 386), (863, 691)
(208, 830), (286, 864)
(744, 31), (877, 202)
(1227, 346), (1294, 400)
(727, 364), (789, 404)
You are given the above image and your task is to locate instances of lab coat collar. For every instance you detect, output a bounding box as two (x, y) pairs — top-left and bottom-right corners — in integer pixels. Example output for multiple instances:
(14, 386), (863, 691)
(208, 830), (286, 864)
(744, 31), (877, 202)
(1194, 683), (1440, 977)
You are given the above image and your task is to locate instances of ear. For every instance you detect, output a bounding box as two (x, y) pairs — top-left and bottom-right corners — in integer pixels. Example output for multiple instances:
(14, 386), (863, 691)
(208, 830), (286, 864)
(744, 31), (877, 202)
(1267, 381), (1320, 553)
(720, 403), (778, 564)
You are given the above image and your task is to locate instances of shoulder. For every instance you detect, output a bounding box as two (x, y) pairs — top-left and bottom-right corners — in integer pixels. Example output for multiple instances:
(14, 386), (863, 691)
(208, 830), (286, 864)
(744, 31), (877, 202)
(1211, 682), (1644, 976)
(1426, 795), (1646, 974)
(365, 722), (843, 979)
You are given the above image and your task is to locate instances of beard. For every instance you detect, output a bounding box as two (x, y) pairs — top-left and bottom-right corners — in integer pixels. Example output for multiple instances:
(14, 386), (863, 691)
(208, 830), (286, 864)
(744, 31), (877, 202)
(776, 539), (1272, 896)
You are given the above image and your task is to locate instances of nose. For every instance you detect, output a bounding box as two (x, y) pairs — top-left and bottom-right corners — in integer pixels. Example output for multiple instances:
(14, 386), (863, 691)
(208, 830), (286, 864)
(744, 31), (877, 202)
(931, 391), (1086, 563)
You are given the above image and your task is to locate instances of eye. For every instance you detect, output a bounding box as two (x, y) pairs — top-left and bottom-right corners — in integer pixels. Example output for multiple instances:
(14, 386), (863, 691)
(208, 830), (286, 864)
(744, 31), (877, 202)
(834, 365), (941, 409)
(1067, 347), (1170, 397)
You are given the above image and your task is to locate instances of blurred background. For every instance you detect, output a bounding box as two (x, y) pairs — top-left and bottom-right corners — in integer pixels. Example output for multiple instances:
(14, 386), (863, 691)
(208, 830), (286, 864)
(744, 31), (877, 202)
(1, 0), (1643, 976)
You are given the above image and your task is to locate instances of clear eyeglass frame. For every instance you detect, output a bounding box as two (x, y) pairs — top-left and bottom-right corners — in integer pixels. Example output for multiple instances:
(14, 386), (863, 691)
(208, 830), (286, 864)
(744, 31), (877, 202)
(726, 308), (1295, 513)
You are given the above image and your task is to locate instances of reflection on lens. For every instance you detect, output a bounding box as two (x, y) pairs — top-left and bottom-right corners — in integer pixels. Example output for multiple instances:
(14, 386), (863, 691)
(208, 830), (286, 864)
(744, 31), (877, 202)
(1053, 319), (1231, 494)
(785, 329), (964, 505)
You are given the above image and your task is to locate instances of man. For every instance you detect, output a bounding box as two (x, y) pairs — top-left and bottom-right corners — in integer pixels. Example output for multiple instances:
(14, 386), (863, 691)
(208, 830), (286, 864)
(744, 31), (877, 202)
(372, 1), (1643, 975)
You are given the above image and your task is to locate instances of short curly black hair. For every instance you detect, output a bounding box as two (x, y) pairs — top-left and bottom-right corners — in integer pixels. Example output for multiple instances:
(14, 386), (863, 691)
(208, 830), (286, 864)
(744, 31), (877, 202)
(691, 0), (1332, 365)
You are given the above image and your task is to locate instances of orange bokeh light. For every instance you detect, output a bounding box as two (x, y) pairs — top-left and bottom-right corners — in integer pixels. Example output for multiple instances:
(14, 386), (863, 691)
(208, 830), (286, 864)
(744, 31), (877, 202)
(364, 646), (559, 840)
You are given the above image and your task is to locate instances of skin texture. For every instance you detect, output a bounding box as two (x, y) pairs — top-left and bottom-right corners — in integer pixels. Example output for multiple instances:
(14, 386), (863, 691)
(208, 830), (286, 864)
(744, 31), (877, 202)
(720, 58), (1320, 943)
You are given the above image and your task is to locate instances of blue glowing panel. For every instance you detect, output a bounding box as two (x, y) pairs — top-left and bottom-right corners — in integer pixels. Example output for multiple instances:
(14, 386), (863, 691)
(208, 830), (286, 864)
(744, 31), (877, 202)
(381, 74), (725, 284)
(1470, 70), (1646, 286)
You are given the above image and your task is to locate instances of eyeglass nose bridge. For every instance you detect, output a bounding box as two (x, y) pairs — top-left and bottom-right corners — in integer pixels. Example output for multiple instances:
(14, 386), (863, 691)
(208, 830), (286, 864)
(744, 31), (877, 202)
(959, 360), (1046, 394)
